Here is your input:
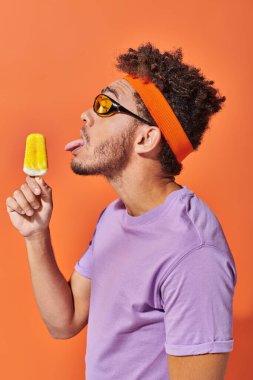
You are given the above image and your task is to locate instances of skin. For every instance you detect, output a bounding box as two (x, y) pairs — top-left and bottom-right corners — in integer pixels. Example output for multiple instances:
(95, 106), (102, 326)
(168, 352), (230, 380)
(71, 78), (182, 217)
(6, 78), (230, 379)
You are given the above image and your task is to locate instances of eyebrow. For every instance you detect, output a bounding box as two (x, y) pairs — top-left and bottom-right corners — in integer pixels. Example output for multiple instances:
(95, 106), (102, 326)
(101, 86), (120, 100)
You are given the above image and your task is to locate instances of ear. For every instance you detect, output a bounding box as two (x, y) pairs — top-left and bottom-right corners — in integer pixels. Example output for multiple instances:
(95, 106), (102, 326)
(134, 126), (162, 155)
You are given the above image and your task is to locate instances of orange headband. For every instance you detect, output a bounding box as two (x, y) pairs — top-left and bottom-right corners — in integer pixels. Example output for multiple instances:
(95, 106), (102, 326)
(124, 74), (194, 162)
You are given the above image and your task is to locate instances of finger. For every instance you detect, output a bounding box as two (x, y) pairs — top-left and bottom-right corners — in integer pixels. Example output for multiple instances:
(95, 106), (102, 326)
(20, 183), (41, 210)
(12, 189), (35, 216)
(6, 196), (26, 215)
(26, 176), (52, 198)
(25, 176), (41, 195)
(34, 177), (52, 201)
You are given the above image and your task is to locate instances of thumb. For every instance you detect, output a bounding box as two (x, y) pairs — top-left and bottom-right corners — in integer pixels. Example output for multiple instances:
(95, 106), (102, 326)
(35, 177), (52, 201)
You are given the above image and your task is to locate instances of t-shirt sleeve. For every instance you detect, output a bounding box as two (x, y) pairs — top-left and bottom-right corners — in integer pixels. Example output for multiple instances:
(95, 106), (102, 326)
(74, 240), (93, 279)
(160, 244), (237, 356)
(74, 207), (107, 279)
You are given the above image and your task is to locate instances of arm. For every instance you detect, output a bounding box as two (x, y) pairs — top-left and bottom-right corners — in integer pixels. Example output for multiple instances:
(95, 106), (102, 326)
(25, 228), (85, 338)
(6, 176), (90, 339)
(168, 352), (230, 380)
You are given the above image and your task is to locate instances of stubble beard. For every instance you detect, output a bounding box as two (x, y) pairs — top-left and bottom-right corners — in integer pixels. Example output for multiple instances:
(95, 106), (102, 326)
(70, 124), (138, 180)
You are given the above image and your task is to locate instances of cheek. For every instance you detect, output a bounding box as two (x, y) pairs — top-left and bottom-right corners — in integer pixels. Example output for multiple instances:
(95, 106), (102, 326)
(92, 125), (109, 144)
(92, 117), (121, 141)
(92, 106), (135, 142)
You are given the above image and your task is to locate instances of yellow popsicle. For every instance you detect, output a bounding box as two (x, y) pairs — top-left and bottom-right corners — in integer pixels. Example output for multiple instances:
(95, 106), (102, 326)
(23, 133), (48, 176)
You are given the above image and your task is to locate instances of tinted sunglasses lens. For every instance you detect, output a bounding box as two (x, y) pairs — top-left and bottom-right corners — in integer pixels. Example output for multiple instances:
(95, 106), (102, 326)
(94, 95), (114, 115)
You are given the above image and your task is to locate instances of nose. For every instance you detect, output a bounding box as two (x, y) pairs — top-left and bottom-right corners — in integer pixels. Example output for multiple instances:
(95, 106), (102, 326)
(80, 111), (86, 121)
(80, 109), (95, 126)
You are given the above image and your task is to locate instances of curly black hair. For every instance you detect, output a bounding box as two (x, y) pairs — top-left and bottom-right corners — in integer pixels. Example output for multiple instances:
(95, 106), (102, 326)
(115, 42), (226, 177)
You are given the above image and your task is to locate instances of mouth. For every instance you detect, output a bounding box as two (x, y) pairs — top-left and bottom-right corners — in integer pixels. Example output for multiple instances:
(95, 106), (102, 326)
(64, 130), (87, 154)
(64, 139), (85, 155)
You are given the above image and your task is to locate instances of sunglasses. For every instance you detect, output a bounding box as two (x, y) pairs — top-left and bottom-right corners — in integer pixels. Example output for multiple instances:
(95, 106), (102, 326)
(93, 93), (155, 126)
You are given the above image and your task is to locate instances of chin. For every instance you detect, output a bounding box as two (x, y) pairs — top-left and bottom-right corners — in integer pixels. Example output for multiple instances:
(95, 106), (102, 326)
(71, 159), (85, 175)
(70, 159), (97, 176)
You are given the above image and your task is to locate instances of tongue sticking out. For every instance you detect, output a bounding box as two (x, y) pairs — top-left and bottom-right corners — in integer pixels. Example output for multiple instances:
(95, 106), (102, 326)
(64, 139), (85, 152)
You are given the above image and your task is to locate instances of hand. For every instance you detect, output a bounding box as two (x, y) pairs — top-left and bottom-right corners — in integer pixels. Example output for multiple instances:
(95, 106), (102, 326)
(6, 176), (53, 238)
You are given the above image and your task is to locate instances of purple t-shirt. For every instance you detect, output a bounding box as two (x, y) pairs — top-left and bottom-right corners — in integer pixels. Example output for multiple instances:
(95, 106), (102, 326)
(75, 185), (237, 380)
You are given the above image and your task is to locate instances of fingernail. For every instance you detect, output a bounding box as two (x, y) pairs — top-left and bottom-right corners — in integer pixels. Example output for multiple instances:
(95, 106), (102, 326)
(26, 210), (33, 216)
(34, 188), (40, 195)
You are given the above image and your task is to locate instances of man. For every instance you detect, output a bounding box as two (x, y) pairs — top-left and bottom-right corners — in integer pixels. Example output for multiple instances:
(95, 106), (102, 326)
(6, 42), (237, 380)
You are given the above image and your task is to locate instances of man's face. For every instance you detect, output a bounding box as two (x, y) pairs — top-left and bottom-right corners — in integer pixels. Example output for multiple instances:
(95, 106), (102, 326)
(70, 79), (141, 180)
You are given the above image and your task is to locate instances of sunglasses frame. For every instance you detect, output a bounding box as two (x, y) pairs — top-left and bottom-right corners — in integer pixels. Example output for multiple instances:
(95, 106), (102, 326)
(93, 93), (155, 126)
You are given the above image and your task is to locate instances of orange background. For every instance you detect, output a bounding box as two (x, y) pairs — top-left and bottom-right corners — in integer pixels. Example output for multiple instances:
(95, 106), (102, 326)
(0, 1), (252, 379)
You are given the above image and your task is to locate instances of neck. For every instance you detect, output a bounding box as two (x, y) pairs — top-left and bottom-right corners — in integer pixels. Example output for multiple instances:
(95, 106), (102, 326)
(107, 165), (182, 217)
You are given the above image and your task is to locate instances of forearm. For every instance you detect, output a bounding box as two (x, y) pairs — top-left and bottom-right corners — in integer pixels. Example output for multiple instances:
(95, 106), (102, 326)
(24, 228), (74, 337)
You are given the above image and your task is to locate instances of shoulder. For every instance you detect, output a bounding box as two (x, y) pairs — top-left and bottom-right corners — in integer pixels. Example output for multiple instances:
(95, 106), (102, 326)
(178, 186), (229, 251)
(179, 186), (219, 224)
